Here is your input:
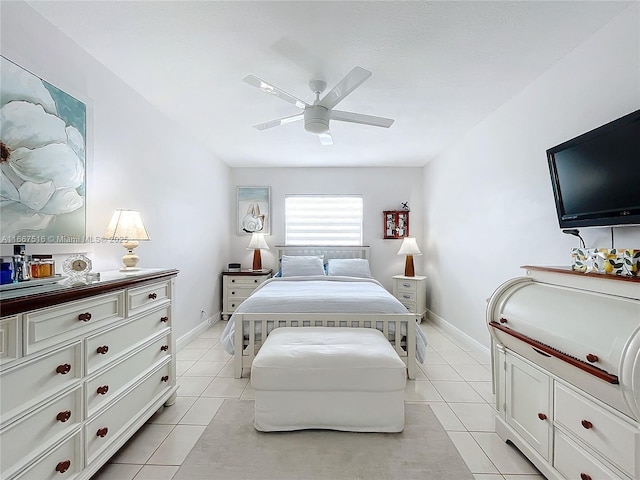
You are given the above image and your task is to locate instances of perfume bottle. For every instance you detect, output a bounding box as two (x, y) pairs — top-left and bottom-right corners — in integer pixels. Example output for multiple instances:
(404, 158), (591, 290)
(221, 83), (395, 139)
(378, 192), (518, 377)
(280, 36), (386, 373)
(12, 245), (31, 282)
(0, 260), (13, 285)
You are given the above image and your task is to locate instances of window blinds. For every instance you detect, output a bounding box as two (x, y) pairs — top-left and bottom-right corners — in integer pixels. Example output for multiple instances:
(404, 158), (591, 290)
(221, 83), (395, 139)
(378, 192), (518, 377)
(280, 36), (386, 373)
(285, 195), (363, 245)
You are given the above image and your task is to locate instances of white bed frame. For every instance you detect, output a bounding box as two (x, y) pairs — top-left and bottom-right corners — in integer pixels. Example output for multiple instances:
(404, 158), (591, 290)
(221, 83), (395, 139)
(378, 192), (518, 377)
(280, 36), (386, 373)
(232, 245), (418, 379)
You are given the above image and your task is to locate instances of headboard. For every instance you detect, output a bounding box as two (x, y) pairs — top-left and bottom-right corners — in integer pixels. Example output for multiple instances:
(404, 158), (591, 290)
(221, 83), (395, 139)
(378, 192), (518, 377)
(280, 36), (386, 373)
(276, 245), (370, 261)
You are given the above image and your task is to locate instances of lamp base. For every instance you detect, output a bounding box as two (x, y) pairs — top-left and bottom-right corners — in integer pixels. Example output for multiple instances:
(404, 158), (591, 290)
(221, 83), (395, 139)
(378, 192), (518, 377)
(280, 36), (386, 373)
(404, 255), (415, 277)
(121, 241), (141, 272)
(252, 249), (262, 271)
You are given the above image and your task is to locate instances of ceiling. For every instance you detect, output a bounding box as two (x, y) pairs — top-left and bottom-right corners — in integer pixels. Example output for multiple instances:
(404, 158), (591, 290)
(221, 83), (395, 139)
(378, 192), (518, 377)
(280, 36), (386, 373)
(26, 1), (631, 168)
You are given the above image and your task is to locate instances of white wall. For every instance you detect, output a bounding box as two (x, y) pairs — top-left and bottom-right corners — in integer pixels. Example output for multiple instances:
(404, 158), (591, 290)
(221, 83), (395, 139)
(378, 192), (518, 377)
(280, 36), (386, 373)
(423, 4), (640, 349)
(229, 167), (424, 291)
(1, 2), (232, 338)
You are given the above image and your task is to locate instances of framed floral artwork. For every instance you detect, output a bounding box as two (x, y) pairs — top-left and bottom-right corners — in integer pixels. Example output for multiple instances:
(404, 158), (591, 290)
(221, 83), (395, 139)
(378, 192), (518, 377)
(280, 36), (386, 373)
(1, 55), (86, 243)
(237, 186), (270, 235)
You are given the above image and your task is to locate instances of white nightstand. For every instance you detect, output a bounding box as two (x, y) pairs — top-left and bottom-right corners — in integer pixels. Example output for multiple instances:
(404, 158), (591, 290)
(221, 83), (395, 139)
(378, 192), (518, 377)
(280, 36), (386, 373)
(222, 269), (273, 320)
(392, 275), (427, 323)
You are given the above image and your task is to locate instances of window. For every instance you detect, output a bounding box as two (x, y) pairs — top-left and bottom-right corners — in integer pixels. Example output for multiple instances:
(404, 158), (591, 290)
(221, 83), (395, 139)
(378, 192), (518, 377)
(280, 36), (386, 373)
(285, 195), (363, 245)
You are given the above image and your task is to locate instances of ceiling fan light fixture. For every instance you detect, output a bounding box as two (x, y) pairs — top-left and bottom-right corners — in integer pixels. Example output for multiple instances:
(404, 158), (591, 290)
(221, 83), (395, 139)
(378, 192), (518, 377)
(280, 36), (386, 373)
(244, 66), (395, 144)
(304, 105), (330, 134)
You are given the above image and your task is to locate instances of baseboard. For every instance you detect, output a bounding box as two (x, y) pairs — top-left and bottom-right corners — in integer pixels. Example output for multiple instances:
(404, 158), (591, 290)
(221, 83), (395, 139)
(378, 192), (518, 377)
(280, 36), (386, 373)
(176, 312), (220, 351)
(426, 308), (491, 363)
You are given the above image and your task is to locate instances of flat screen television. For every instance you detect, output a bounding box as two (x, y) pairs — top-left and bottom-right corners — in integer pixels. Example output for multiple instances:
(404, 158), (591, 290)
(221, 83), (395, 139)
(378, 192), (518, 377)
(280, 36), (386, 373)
(547, 109), (640, 228)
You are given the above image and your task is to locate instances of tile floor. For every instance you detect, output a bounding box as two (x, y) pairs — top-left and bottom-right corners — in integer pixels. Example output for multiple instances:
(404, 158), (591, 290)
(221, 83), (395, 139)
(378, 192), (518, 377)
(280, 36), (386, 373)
(92, 320), (545, 480)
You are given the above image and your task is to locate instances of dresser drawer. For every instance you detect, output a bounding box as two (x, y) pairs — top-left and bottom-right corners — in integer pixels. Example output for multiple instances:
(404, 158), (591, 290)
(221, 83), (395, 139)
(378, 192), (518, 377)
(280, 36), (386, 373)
(0, 315), (20, 365)
(396, 290), (418, 302)
(1, 342), (81, 424)
(399, 301), (417, 314)
(15, 429), (82, 480)
(227, 276), (265, 287)
(555, 382), (638, 477)
(554, 429), (627, 480)
(395, 279), (417, 293)
(86, 334), (171, 417)
(25, 292), (125, 354)
(227, 286), (258, 299)
(86, 305), (170, 375)
(85, 360), (171, 464)
(127, 280), (171, 316)
(1, 385), (82, 479)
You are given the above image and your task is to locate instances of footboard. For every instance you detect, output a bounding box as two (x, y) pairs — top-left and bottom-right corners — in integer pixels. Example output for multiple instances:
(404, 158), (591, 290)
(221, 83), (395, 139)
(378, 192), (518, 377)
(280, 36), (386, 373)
(233, 312), (417, 379)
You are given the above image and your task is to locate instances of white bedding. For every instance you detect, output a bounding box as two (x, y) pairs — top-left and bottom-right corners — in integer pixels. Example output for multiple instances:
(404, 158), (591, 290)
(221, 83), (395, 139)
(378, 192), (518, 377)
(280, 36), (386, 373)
(220, 276), (427, 363)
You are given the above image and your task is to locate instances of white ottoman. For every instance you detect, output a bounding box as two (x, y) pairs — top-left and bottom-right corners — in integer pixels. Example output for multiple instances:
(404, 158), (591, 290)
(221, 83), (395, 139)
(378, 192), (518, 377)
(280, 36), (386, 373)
(251, 327), (407, 432)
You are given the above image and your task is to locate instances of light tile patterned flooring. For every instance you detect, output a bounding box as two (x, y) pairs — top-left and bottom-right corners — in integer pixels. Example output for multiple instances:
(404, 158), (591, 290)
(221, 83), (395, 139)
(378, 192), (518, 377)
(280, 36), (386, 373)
(92, 320), (545, 480)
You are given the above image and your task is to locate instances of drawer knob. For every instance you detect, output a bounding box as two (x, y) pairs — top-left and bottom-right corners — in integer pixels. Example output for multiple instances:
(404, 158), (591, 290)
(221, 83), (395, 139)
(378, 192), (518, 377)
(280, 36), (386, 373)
(56, 364), (71, 375)
(537, 413), (547, 420)
(402, 283), (410, 288)
(56, 410), (72, 423)
(160, 345), (169, 352)
(96, 345), (109, 355)
(96, 427), (109, 438)
(97, 385), (109, 395)
(254, 279), (258, 283)
(581, 419), (593, 429)
(231, 279), (236, 282)
(148, 292), (157, 300)
(56, 460), (71, 474)
(160, 316), (169, 323)
(580, 474), (592, 480)
(231, 303), (236, 308)
(161, 375), (169, 382)
(499, 318), (508, 324)
(231, 291), (235, 295)
(586, 353), (598, 363)
(78, 312), (92, 322)
(402, 294), (410, 299)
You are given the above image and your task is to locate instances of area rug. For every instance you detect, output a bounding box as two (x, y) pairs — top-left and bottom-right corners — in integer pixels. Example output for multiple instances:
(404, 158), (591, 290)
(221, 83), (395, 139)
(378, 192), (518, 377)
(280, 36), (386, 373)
(174, 399), (474, 480)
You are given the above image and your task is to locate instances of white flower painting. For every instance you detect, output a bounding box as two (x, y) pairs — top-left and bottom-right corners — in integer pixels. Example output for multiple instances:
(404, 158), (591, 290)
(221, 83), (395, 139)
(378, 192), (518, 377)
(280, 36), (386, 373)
(1, 56), (86, 242)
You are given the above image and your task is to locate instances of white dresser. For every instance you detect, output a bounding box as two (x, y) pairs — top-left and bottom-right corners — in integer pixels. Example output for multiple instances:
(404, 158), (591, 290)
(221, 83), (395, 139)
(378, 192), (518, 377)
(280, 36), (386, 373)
(0, 268), (178, 480)
(487, 266), (640, 480)
(221, 269), (272, 320)
(392, 275), (427, 322)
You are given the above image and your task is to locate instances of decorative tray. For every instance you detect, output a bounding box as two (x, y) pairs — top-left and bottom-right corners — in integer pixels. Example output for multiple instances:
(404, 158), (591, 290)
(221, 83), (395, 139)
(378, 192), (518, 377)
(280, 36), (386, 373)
(0, 275), (66, 292)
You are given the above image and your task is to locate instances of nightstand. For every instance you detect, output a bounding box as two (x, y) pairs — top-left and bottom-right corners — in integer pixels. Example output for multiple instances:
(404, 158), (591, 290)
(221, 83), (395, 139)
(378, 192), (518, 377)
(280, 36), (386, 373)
(392, 275), (427, 323)
(222, 269), (273, 320)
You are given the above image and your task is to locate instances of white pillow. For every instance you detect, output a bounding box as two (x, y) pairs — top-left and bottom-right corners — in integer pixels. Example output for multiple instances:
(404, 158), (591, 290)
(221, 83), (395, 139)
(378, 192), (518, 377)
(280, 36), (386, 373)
(327, 258), (372, 278)
(280, 255), (325, 277)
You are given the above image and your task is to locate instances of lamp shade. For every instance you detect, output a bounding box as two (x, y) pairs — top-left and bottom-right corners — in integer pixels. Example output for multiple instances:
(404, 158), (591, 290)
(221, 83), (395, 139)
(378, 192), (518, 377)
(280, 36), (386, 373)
(397, 237), (422, 256)
(104, 210), (150, 241)
(247, 233), (269, 250)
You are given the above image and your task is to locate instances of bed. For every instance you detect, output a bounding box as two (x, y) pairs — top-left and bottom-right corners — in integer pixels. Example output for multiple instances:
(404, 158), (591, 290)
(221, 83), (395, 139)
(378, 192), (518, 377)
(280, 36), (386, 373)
(220, 246), (427, 379)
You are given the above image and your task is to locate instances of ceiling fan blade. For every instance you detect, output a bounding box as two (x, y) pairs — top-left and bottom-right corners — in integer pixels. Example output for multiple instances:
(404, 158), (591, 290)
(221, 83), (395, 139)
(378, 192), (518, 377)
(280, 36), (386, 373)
(253, 113), (304, 131)
(244, 75), (308, 109)
(318, 131), (333, 146)
(318, 66), (372, 110)
(331, 110), (394, 128)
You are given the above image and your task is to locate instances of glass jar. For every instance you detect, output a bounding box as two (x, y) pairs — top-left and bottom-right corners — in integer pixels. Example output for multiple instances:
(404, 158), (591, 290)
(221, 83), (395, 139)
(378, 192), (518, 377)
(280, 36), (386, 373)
(32, 255), (55, 278)
(30, 258), (41, 278)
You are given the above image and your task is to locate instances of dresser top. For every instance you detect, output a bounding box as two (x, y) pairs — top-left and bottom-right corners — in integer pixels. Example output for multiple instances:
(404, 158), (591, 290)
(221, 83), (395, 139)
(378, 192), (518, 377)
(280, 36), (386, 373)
(222, 269), (273, 276)
(522, 265), (640, 284)
(0, 268), (178, 316)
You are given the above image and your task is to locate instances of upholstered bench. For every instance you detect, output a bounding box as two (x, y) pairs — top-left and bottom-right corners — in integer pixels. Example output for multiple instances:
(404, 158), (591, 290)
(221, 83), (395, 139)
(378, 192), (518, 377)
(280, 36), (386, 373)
(251, 327), (407, 432)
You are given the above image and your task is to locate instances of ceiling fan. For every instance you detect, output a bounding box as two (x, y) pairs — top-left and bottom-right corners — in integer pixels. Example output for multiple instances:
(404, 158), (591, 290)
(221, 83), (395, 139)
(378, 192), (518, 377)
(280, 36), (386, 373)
(243, 66), (394, 145)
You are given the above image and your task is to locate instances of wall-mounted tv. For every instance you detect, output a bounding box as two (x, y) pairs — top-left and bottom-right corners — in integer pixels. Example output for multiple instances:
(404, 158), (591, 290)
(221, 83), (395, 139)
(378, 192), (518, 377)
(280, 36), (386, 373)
(547, 109), (640, 229)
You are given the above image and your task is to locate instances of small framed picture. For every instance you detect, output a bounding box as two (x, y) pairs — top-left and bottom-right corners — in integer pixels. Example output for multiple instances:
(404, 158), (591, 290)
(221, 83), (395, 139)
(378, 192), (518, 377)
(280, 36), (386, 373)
(237, 186), (270, 235)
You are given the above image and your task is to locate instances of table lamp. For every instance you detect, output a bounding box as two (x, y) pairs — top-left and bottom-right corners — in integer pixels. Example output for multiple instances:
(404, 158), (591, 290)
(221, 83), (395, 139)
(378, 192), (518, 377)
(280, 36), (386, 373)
(247, 233), (269, 270)
(397, 237), (422, 277)
(104, 209), (150, 272)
